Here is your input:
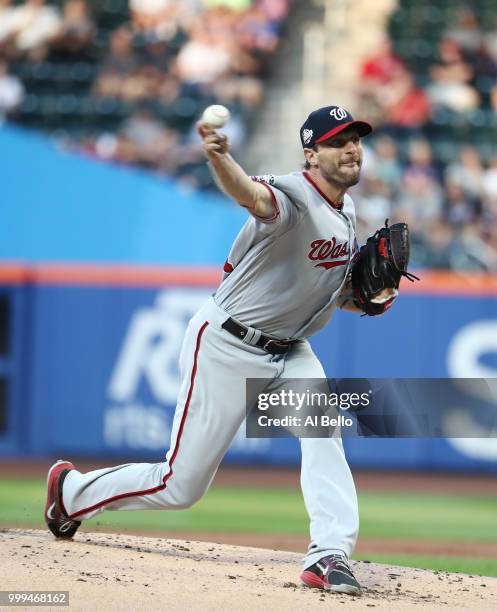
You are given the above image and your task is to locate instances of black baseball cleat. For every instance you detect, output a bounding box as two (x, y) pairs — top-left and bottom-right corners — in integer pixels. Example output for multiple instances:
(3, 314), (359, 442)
(301, 554), (361, 595)
(44, 460), (81, 539)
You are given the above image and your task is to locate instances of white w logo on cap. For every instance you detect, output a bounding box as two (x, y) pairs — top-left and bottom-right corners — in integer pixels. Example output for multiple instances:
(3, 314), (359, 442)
(330, 107), (347, 120)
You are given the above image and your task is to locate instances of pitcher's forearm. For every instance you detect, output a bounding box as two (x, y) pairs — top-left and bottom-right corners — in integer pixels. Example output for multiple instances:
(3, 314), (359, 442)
(198, 122), (275, 218)
(208, 154), (260, 208)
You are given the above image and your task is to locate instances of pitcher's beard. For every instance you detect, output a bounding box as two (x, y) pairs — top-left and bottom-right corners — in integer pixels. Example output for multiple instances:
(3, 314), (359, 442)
(321, 166), (361, 189)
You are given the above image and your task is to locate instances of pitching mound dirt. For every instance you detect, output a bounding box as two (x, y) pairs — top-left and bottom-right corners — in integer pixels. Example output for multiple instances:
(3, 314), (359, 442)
(1, 529), (496, 611)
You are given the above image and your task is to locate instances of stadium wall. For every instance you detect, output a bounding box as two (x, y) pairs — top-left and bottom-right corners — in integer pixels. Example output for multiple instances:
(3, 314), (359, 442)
(1, 265), (496, 472)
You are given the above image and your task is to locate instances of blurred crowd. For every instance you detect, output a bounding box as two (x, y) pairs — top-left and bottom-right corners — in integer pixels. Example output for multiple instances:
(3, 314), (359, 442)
(1, 2), (497, 270)
(358, 8), (497, 128)
(87, 0), (287, 184)
(0, 0), (94, 63)
(354, 6), (497, 271)
(0, 0), (290, 186)
(352, 137), (497, 271)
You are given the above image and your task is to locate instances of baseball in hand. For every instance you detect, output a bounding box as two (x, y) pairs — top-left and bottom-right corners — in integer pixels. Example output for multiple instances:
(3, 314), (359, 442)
(201, 105), (230, 129)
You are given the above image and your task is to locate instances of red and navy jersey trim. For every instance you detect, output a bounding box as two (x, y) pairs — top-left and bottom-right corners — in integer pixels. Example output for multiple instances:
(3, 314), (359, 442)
(303, 172), (343, 211)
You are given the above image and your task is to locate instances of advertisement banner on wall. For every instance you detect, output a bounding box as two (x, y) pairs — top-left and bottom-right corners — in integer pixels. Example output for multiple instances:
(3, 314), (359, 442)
(20, 278), (497, 472)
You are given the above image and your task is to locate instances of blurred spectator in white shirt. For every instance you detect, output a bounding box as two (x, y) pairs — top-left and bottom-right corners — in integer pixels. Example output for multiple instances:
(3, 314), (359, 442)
(396, 172), (443, 233)
(426, 79), (480, 112)
(426, 38), (480, 112)
(9, 0), (63, 59)
(0, 60), (24, 118)
(355, 177), (393, 241)
(445, 8), (482, 54)
(130, 0), (199, 39)
(445, 146), (483, 202)
(482, 155), (497, 226)
(130, 0), (170, 34)
(372, 136), (403, 189)
(175, 26), (230, 84)
(482, 155), (497, 202)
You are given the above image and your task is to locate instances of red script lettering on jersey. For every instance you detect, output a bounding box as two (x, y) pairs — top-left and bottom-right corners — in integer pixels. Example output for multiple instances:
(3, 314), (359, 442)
(308, 238), (349, 269)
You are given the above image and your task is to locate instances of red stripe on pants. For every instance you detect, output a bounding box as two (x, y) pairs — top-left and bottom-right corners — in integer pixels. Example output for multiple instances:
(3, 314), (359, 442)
(68, 321), (210, 519)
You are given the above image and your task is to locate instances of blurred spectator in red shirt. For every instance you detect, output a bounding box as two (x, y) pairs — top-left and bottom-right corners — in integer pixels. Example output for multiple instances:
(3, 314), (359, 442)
(358, 42), (416, 127)
(361, 39), (405, 85)
(382, 68), (431, 128)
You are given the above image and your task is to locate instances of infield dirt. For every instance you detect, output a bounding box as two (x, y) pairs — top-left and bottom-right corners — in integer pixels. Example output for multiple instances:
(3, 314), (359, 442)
(2, 529), (496, 611)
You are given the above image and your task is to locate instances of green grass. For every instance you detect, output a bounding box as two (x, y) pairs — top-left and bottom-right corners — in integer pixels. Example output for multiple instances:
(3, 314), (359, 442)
(354, 553), (497, 578)
(357, 492), (497, 543)
(2, 478), (497, 576)
(2, 478), (496, 542)
(0, 479), (308, 534)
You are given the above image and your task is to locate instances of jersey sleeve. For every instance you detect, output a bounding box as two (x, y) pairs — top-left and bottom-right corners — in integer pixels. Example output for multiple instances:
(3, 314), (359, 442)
(247, 176), (301, 235)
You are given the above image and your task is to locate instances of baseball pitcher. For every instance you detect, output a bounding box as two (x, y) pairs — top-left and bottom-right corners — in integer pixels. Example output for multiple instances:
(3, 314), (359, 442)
(45, 105), (415, 595)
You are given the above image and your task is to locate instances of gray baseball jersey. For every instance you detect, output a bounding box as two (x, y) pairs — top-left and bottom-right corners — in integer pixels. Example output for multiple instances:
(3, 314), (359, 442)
(214, 171), (358, 338)
(58, 169), (360, 576)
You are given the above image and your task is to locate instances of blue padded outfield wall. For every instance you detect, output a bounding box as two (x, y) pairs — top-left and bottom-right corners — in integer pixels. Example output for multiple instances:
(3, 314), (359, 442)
(1, 125), (497, 471)
(0, 125), (245, 264)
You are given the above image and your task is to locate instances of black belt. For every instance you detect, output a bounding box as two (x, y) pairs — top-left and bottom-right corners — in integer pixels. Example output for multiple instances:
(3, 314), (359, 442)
(221, 318), (298, 355)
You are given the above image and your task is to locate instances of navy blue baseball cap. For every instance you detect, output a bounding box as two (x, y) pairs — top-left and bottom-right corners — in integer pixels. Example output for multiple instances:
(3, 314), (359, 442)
(300, 105), (373, 148)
